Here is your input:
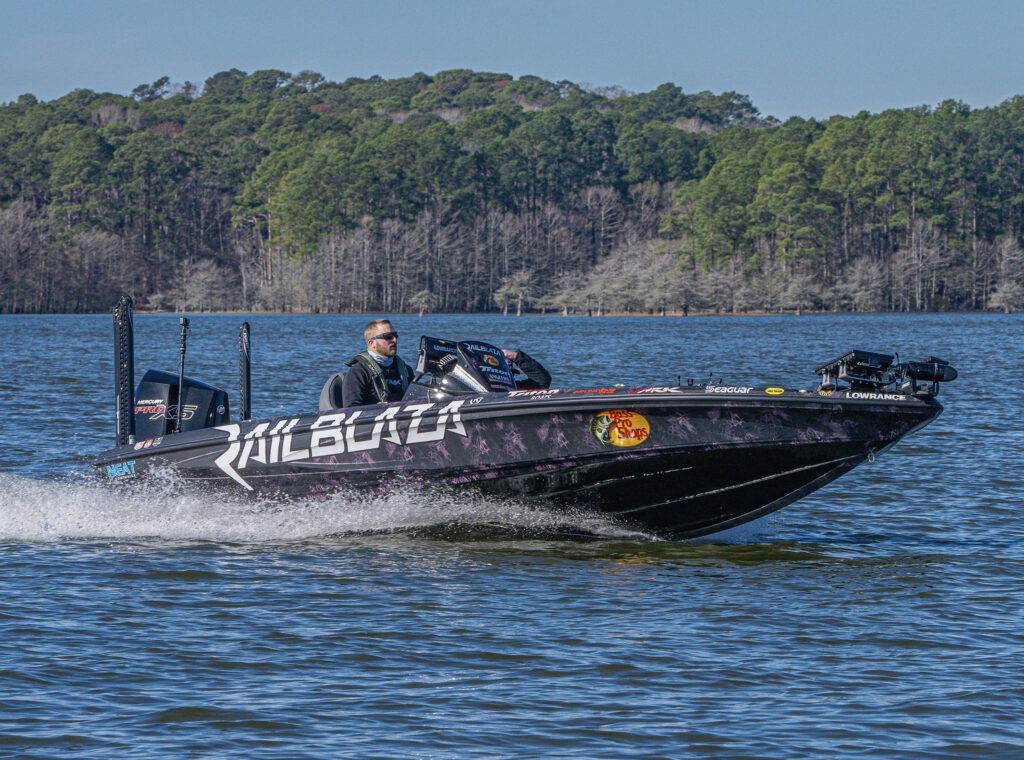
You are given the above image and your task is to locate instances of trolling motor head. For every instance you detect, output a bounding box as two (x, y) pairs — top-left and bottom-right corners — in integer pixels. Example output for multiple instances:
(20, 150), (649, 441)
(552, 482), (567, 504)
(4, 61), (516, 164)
(891, 357), (958, 398)
(816, 350), (957, 398)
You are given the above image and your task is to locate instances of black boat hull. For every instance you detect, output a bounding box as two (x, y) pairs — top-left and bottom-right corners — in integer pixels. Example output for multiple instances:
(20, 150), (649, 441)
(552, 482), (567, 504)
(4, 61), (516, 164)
(95, 387), (941, 539)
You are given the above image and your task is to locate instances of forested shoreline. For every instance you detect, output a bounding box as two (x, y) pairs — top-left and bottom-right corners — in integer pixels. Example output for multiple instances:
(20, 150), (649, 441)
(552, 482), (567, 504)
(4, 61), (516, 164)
(1, 68), (1022, 314)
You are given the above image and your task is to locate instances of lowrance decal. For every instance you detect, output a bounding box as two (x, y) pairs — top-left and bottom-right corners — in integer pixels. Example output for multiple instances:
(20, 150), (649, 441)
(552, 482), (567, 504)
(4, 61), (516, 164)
(214, 400), (467, 490)
(846, 392), (907, 401)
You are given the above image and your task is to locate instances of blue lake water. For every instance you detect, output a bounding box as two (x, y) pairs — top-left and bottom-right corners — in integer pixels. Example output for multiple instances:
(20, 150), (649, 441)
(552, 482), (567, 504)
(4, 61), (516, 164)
(1, 312), (1022, 758)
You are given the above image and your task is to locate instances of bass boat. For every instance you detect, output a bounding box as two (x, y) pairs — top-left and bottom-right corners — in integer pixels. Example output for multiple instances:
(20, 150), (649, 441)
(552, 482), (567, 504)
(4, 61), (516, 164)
(95, 297), (957, 539)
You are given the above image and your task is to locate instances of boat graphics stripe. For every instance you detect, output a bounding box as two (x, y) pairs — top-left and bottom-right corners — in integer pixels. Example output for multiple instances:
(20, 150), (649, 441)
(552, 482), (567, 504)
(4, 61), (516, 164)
(608, 453), (862, 516)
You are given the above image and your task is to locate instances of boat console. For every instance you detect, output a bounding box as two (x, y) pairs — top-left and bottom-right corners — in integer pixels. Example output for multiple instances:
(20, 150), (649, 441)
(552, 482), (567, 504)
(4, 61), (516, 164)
(410, 336), (517, 397)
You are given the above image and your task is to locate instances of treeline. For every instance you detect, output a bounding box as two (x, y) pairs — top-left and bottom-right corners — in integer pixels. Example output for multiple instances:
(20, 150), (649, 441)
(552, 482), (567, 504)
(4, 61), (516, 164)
(0, 68), (1022, 313)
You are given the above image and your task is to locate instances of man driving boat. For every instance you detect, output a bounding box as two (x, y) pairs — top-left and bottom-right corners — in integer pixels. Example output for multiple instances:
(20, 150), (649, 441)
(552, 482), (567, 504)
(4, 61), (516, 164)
(341, 319), (416, 407)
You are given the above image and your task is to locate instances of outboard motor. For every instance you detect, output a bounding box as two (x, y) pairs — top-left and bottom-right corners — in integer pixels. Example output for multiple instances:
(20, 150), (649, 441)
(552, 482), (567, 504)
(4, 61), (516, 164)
(133, 369), (230, 439)
(112, 295), (244, 445)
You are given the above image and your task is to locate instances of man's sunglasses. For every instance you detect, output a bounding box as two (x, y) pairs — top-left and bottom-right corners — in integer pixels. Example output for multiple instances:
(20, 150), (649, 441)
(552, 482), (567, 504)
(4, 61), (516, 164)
(371, 331), (399, 341)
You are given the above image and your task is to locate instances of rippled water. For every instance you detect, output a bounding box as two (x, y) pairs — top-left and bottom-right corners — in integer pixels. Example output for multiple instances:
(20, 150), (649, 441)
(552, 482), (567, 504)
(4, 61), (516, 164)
(1, 312), (1021, 758)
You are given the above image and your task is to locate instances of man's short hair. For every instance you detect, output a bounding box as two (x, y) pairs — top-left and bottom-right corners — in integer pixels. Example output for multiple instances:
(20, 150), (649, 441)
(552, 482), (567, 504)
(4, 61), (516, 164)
(363, 318), (393, 342)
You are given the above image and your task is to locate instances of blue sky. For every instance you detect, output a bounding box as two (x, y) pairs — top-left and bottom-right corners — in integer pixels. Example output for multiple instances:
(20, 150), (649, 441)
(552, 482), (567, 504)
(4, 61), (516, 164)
(2, 0), (1023, 119)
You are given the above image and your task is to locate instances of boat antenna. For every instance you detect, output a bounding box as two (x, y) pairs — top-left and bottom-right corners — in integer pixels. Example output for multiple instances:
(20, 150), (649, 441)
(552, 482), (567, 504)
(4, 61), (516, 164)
(113, 295), (136, 447)
(238, 322), (251, 421)
(174, 317), (190, 434)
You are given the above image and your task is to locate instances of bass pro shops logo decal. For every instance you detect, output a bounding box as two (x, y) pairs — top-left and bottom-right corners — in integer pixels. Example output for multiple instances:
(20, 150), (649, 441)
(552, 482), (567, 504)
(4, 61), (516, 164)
(590, 409), (650, 447)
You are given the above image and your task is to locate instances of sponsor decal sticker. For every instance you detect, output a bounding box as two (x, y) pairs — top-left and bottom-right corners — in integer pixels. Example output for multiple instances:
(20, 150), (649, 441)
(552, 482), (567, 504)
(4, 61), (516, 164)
(483, 354), (499, 367)
(846, 392), (906, 401)
(508, 389), (561, 399)
(143, 439), (153, 449)
(590, 409), (651, 447)
(135, 403), (198, 421)
(705, 385), (754, 394)
(765, 387), (785, 395)
(630, 386), (683, 394)
(106, 460), (136, 478)
(153, 437), (163, 446)
(572, 388), (618, 395)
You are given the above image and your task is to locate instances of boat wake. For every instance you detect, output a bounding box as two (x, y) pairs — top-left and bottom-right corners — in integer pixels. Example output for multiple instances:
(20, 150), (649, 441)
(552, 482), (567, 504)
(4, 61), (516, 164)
(0, 472), (660, 544)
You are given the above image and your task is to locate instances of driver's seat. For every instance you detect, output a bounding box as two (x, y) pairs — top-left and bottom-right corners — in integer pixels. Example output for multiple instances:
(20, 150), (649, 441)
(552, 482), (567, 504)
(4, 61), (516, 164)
(318, 372), (346, 411)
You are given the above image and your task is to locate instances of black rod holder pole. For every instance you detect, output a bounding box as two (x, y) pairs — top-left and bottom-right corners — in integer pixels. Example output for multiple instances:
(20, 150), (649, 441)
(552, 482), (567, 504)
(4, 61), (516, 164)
(113, 295), (135, 447)
(238, 322), (251, 422)
(174, 317), (190, 434)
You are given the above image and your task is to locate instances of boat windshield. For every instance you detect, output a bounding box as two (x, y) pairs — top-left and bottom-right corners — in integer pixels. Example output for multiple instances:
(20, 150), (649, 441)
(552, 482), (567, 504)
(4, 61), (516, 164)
(415, 336), (516, 393)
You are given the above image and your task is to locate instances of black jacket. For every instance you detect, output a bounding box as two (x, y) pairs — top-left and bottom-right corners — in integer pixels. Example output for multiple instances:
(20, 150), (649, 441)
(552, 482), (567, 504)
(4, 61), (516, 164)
(507, 349), (551, 389)
(341, 353), (414, 407)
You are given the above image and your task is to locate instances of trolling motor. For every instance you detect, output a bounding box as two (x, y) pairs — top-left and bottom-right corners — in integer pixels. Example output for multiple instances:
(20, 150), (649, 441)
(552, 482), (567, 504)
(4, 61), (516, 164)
(815, 350), (957, 398)
(892, 358), (958, 397)
(110, 296), (254, 445)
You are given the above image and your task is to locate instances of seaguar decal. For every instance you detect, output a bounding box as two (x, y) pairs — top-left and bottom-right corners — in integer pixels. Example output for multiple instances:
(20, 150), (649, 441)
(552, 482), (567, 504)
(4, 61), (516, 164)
(214, 400), (467, 490)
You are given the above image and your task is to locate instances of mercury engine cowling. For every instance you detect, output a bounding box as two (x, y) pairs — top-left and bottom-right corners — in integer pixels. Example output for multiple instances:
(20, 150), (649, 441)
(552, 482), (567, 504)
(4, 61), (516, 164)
(133, 369), (230, 439)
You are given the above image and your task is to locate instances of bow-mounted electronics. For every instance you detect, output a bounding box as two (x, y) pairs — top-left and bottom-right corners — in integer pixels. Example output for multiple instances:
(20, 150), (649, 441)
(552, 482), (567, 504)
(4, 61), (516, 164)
(816, 349), (957, 398)
(816, 350), (894, 391)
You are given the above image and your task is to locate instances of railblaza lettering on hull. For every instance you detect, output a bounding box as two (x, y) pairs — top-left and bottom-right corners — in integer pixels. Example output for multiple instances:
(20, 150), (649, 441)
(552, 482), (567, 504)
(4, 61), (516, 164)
(214, 401), (467, 489)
